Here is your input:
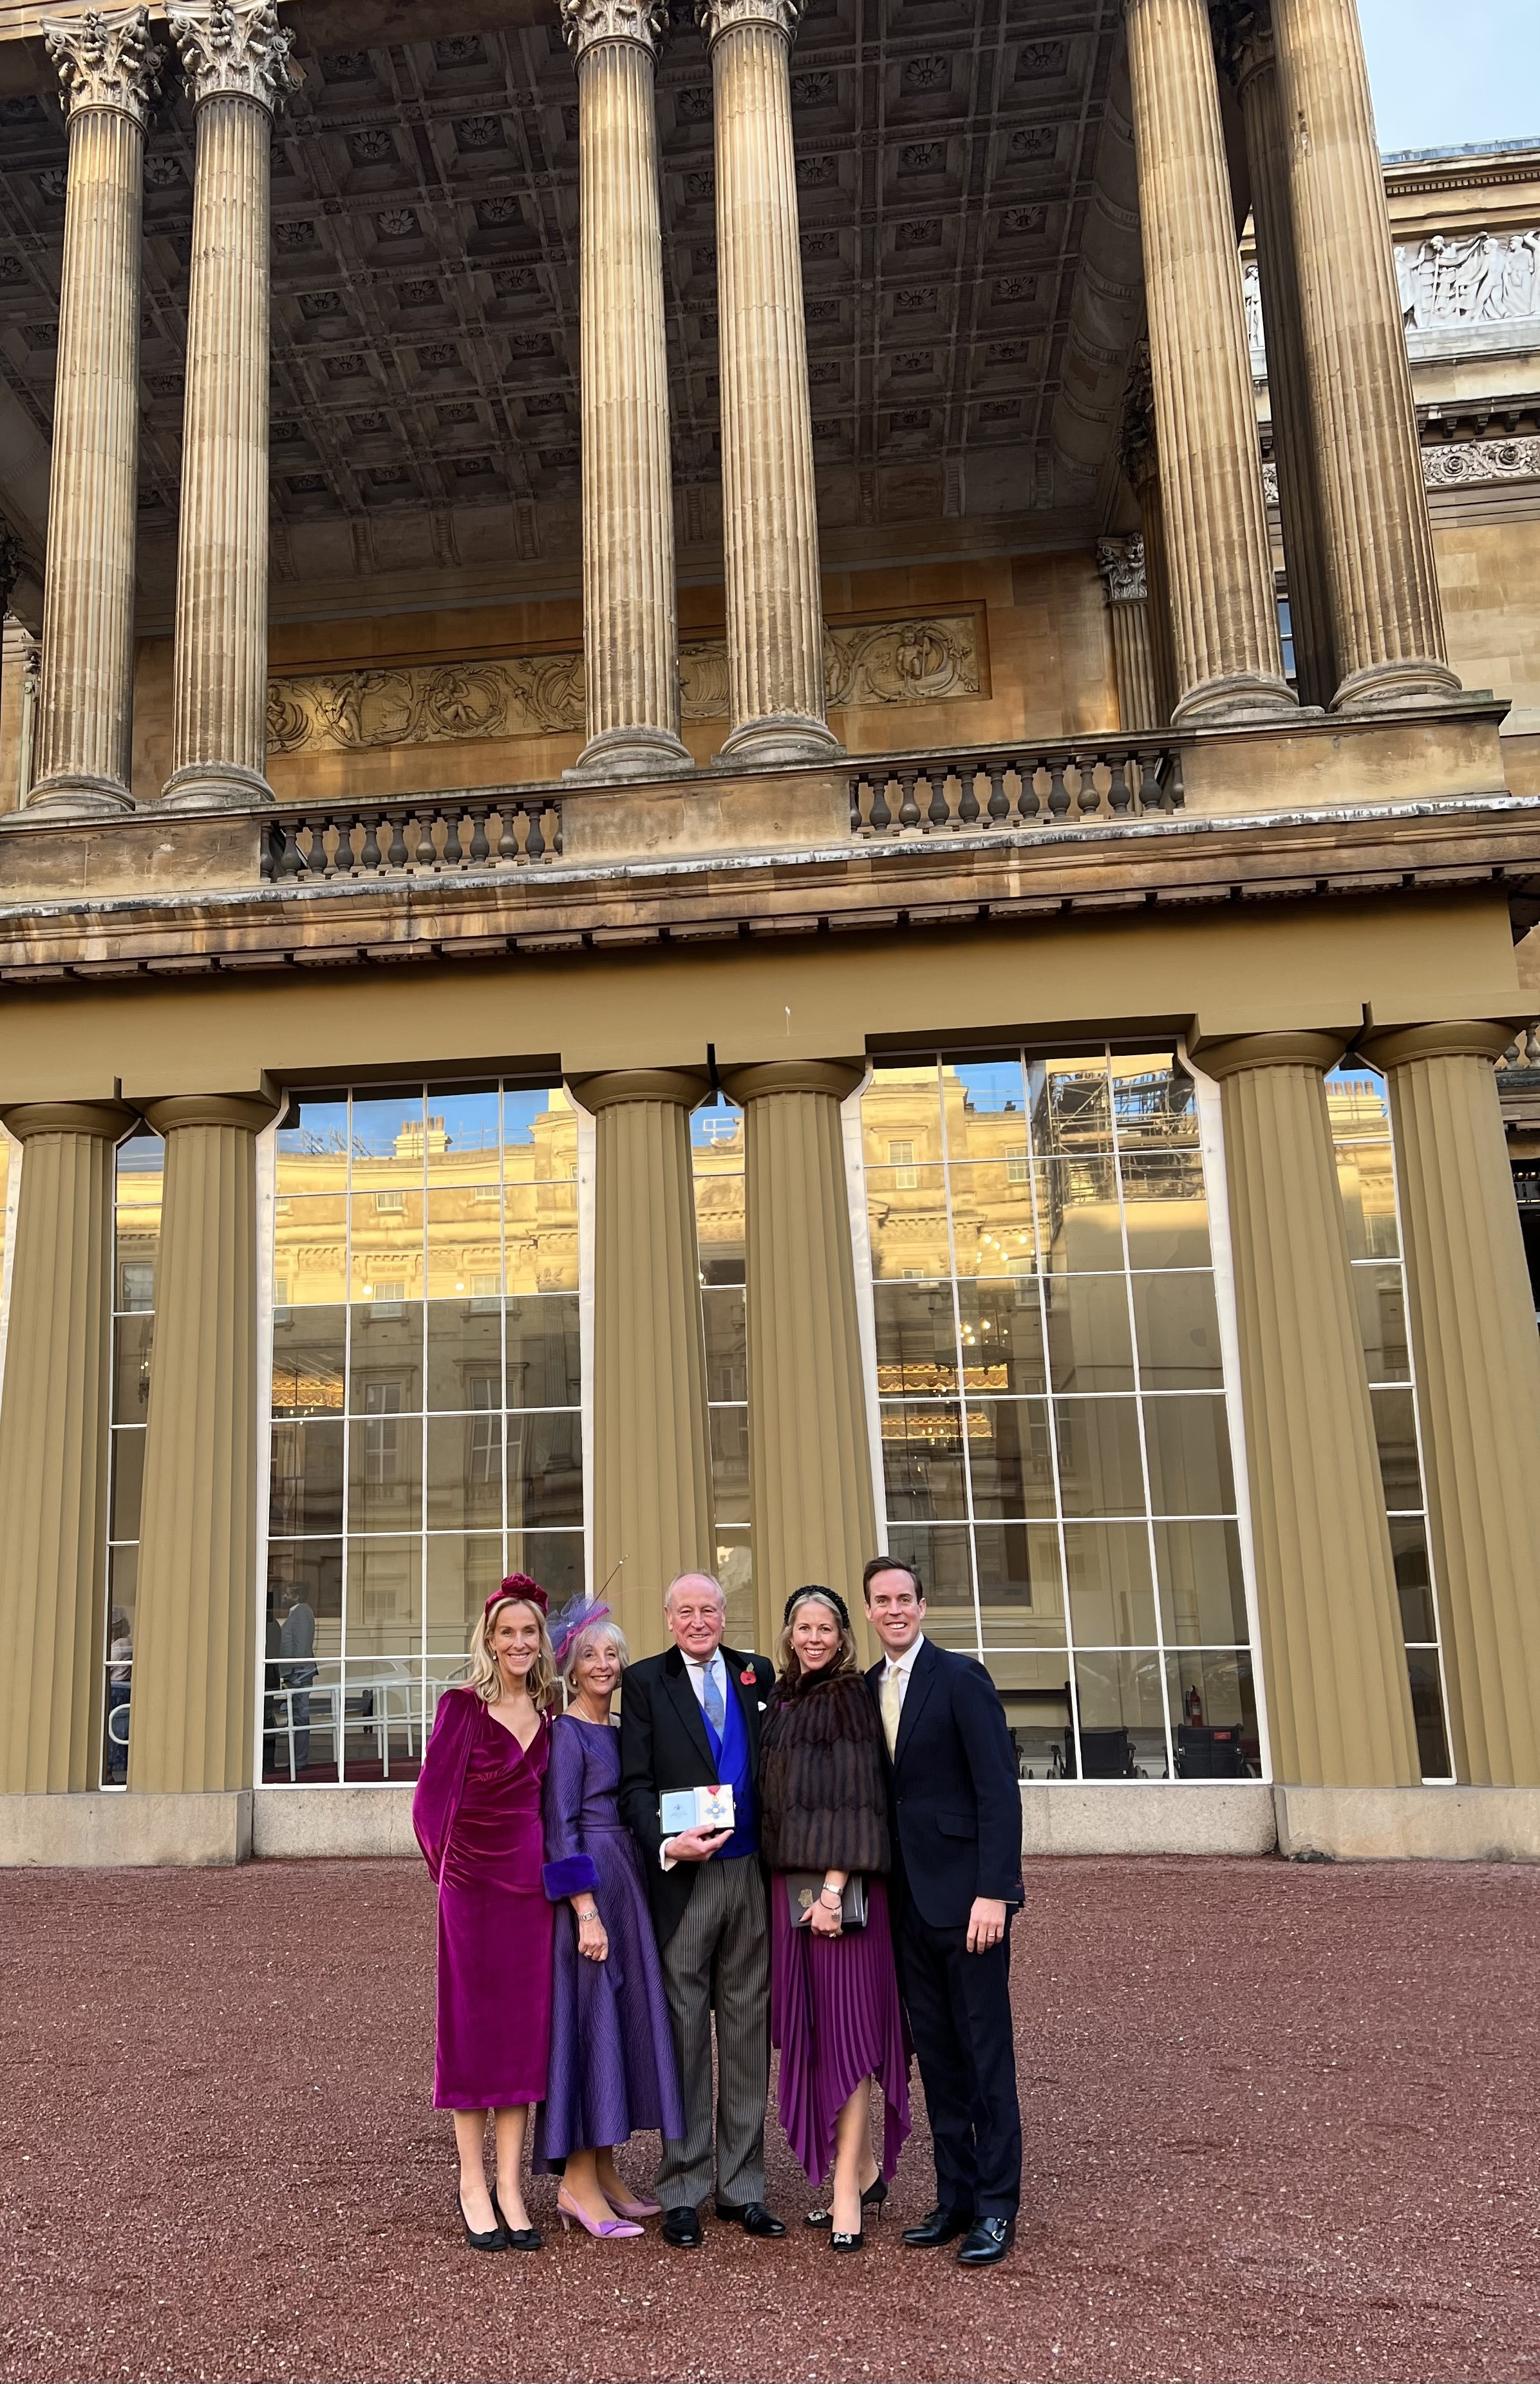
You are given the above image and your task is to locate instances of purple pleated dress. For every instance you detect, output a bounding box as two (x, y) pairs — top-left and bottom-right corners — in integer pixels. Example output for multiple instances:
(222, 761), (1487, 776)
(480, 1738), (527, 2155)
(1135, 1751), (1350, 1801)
(771, 1875), (911, 2189)
(412, 1687), (554, 2112)
(532, 1713), (685, 2169)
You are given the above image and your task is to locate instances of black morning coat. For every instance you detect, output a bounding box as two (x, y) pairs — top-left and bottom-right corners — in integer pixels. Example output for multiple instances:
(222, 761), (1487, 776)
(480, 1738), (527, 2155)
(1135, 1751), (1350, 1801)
(866, 1635), (1024, 1931)
(617, 1642), (775, 1949)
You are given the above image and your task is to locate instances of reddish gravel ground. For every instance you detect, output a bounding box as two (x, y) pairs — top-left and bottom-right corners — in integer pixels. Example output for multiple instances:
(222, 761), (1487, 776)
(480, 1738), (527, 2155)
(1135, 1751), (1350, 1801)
(2, 1856), (1538, 2384)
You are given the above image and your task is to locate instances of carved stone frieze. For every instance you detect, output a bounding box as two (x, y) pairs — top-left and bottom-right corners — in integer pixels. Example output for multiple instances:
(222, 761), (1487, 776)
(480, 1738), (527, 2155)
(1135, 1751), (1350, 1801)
(1261, 436), (1540, 509)
(559, 0), (669, 61)
(167, 1), (299, 116)
(265, 611), (984, 756)
(1397, 232), (1540, 333)
(696, 0), (805, 47)
(43, 6), (162, 127)
(1096, 534), (1148, 604)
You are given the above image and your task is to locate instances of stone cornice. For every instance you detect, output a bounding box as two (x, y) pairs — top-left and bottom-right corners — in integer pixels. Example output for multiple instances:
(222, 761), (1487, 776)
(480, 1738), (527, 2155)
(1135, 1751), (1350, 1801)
(559, 0), (668, 63)
(167, 0), (298, 116)
(42, 5), (161, 128)
(696, 0), (805, 50)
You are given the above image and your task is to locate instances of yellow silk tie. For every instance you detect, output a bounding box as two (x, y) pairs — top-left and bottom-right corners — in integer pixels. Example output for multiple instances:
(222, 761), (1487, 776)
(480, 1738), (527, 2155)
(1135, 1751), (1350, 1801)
(881, 1665), (903, 1757)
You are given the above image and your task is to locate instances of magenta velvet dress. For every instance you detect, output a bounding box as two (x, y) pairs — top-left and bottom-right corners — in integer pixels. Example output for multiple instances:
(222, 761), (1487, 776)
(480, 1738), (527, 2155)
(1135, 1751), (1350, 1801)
(412, 1687), (554, 2112)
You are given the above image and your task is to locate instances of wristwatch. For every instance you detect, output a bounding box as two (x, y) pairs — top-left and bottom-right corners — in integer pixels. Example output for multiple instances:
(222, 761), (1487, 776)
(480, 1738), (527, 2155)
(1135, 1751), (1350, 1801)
(818, 1884), (842, 1909)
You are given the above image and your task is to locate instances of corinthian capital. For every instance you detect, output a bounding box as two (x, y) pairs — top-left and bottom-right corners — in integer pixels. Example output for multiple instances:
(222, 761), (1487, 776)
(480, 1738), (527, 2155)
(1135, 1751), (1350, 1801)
(1096, 534), (1149, 605)
(696, 0), (805, 46)
(559, 0), (669, 61)
(168, 0), (299, 113)
(43, 6), (162, 128)
(1208, 0), (1273, 87)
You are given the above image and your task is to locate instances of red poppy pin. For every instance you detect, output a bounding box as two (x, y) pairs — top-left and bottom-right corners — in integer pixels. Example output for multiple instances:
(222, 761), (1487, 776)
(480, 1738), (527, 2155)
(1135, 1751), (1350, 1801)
(740, 1667), (755, 1685)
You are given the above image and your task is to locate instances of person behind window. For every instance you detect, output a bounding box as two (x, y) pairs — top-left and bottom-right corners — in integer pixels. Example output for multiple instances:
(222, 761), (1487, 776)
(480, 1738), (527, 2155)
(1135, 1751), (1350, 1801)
(277, 1584), (318, 1773)
(105, 1609), (131, 1785)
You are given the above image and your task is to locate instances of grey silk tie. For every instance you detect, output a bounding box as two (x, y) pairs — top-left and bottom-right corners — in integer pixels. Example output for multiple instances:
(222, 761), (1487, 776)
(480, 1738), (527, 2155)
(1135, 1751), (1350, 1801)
(702, 1660), (726, 1739)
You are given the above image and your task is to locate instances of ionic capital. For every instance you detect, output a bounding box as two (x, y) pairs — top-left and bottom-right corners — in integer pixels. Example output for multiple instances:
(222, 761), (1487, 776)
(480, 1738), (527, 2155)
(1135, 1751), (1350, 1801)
(717, 1058), (864, 1104)
(43, 6), (162, 129)
(1357, 1021), (1521, 1073)
(1191, 1029), (1349, 1081)
(696, 0), (805, 50)
(168, 0), (299, 115)
(1208, 0), (1274, 89)
(1096, 534), (1148, 606)
(567, 1066), (713, 1114)
(559, 0), (669, 62)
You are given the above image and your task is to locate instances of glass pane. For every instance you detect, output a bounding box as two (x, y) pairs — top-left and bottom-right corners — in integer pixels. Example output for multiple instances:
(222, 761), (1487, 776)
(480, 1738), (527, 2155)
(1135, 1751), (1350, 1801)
(425, 1302), (503, 1413)
(425, 1185), (503, 1298)
(874, 1280), (959, 1396)
(865, 1165), (951, 1280)
(959, 1281), (1046, 1394)
(426, 1412), (505, 1530)
(270, 1308), (346, 1418)
(996, 1661), (1073, 1780)
(702, 1288), (747, 1400)
(1072, 1651), (1167, 1777)
(507, 1411), (584, 1530)
(1336, 1140), (1400, 1260)
(503, 1084), (575, 1154)
(1121, 1152), (1213, 1270)
(1371, 1387), (1423, 1510)
(974, 1522), (1066, 1644)
(503, 1176), (579, 1293)
(883, 1522), (975, 1615)
(1155, 1520), (1248, 1645)
(276, 1098), (350, 1196)
(427, 1088), (502, 1174)
(115, 1134), (165, 1206)
(690, 1096), (745, 1158)
(113, 1313), (155, 1424)
(505, 1295), (581, 1409)
(104, 1548), (136, 1784)
(966, 1399), (1055, 1519)
(1405, 1650), (1452, 1780)
(349, 1190), (423, 1304)
(1390, 1517), (1437, 1644)
(945, 1058), (1028, 1163)
(267, 1536), (344, 1635)
(1053, 1396), (1145, 1517)
(1043, 1274), (1135, 1392)
(273, 1192), (348, 1310)
(1353, 1264), (1411, 1385)
(715, 1528), (754, 1649)
(881, 1402), (968, 1523)
(349, 1304), (424, 1414)
(347, 1412), (424, 1533)
(1326, 1067), (1391, 1139)
(1031, 1054), (1113, 1155)
(693, 1106), (745, 1284)
(426, 1532), (504, 1651)
(709, 1404), (751, 1525)
(1110, 1053), (1197, 1147)
(115, 1147), (161, 1311)
(1142, 1395), (1236, 1517)
(1167, 1651), (1260, 1776)
(109, 1427), (146, 1543)
(861, 1064), (941, 1169)
(505, 1529), (586, 1608)
(941, 1164), (1038, 1282)
(345, 1534), (423, 1657)
(349, 1090), (426, 1189)
(270, 1417), (345, 1536)
(1037, 1156), (1122, 1272)
(1063, 1521), (1157, 1646)
(1131, 1272), (1223, 1389)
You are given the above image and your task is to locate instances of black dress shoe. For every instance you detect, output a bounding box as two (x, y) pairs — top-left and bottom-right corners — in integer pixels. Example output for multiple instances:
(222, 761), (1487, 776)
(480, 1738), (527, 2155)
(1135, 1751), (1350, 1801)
(715, 2200), (786, 2237)
(662, 2206), (704, 2249)
(806, 2178), (887, 2229)
(491, 2190), (542, 2251)
(956, 2215), (1016, 2266)
(829, 2228), (865, 2253)
(901, 2205), (973, 2249)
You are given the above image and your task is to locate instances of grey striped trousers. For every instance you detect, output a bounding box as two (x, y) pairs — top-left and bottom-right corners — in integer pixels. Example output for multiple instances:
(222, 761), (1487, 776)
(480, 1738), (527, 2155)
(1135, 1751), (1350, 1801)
(654, 1855), (769, 2211)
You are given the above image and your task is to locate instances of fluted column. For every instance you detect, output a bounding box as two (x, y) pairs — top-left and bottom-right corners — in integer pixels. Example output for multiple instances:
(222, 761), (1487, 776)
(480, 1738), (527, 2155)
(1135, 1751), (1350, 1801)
(1120, 348), (1179, 728)
(699, 0), (839, 767)
(162, 2), (296, 812)
(129, 1093), (276, 1793)
(562, 0), (691, 781)
(0, 1102), (131, 1791)
(1197, 1032), (1419, 1785)
(1123, 0), (1295, 724)
(568, 1068), (715, 1657)
(1096, 536), (1161, 731)
(718, 1062), (874, 1653)
(1270, 0), (1459, 710)
(28, 9), (160, 816)
(1358, 1024), (1540, 1785)
(1213, 3), (1336, 711)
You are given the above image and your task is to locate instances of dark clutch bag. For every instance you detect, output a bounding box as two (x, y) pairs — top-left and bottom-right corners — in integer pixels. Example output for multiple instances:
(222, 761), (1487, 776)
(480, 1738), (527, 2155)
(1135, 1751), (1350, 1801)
(785, 1873), (868, 1931)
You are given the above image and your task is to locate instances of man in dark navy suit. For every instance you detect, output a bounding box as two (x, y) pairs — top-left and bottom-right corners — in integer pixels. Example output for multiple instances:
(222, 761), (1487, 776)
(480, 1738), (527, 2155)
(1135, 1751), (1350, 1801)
(864, 1555), (1024, 2266)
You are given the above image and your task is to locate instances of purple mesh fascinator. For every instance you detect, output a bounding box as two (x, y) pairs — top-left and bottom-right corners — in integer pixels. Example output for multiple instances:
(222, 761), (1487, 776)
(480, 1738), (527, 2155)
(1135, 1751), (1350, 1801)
(548, 1591), (613, 1671)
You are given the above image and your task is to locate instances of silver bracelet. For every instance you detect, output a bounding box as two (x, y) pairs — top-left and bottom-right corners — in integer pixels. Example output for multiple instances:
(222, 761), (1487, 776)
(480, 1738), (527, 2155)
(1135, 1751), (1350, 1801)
(576, 1907), (600, 1923)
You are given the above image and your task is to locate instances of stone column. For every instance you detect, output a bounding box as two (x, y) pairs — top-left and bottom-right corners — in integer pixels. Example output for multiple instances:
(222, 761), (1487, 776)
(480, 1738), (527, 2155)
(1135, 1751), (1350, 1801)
(1095, 536), (1161, 731)
(162, 2), (296, 811)
(1269, 0), (1458, 711)
(699, 0), (839, 767)
(28, 8), (160, 816)
(129, 1093), (276, 1793)
(1120, 348), (1179, 727)
(718, 1061), (875, 1653)
(1214, 3), (1336, 713)
(1123, 0), (1295, 724)
(1196, 1031), (1419, 1785)
(1358, 1024), (1540, 1785)
(569, 1068), (715, 1657)
(562, 0), (691, 781)
(0, 1102), (131, 1792)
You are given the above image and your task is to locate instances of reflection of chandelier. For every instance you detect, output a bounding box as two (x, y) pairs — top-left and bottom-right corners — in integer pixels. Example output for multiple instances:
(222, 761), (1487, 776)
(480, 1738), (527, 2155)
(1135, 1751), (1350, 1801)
(876, 1360), (1010, 1394)
(879, 1410), (994, 1443)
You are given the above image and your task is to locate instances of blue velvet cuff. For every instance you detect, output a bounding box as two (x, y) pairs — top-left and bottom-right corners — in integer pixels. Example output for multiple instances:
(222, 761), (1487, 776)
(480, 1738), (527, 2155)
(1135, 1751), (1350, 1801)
(543, 1854), (600, 1901)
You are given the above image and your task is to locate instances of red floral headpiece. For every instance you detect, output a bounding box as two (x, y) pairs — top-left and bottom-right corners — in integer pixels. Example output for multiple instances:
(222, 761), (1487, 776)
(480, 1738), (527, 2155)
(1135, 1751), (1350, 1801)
(485, 1573), (549, 1619)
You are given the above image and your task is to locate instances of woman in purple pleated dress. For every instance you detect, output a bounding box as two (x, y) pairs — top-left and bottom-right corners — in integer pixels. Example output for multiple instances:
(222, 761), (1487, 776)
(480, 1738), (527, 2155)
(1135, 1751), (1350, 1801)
(412, 1574), (556, 2254)
(533, 1605), (685, 2239)
(759, 1585), (911, 2253)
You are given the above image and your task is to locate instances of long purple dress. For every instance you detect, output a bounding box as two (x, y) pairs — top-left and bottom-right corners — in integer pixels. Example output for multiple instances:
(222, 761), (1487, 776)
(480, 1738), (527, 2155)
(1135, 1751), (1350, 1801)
(412, 1686), (554, 2111)
(532, 1713), (685, 2168)
(771, 1875), (911, 2188)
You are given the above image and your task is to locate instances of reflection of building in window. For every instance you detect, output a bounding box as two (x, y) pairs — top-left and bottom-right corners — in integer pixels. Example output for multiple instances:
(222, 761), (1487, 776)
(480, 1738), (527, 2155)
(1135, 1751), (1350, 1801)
(118, 1262), (155, 1313)
(888, 1137), (919, 1189)
(374, 1188), (406, 1214)
(1005, 1145), (1029, 1183)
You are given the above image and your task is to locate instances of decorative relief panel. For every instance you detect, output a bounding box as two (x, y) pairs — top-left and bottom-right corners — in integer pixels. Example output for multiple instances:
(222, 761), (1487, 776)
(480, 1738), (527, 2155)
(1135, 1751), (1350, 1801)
(1261, 438), (1540, 510)
(1396, 233), (1540, 332)
(266, 610), (984, 755)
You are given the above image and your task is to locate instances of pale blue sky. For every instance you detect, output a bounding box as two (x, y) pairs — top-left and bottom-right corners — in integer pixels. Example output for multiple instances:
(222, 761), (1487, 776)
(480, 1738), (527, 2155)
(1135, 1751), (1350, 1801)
(1360, 0), (1539, 155)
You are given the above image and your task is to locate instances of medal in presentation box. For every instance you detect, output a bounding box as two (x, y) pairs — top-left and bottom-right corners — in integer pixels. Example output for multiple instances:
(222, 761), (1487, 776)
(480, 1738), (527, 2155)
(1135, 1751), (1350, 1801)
(659, 1785), (736, 1835)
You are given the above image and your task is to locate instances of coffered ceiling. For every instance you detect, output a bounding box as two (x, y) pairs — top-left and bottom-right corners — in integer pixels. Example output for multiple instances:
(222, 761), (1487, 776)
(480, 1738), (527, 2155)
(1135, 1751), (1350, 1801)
(0, 0), (1138, 628)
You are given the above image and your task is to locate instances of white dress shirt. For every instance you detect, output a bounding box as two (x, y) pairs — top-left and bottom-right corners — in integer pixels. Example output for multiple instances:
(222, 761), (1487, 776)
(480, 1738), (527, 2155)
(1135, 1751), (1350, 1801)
(661, 1646), (730, 1869)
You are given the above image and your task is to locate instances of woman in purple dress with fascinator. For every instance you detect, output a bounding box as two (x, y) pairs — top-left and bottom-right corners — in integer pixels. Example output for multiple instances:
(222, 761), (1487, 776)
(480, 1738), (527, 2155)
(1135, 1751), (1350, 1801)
(533, 1599), (686, 2239)
(412, 1575), (557, 2253)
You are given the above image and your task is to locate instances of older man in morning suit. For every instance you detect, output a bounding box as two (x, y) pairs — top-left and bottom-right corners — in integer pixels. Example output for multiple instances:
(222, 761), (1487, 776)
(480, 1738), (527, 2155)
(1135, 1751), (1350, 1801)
(864, 1553), (1024, 2266)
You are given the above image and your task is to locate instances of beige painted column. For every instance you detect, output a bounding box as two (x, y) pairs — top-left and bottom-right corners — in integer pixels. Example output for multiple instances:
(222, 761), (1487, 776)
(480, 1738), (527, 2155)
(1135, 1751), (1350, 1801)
(569, 1068), (715, 1657)
(1123, 0), (1295, 724)
(1358, 1024), (1540, 1785)
(1120, 350), (1179, 727)
(718, 1061), (875, 1654)
(1214, 4), (1336, 713)
(0, 1102), (131, 1792)
(162, 2), (296, 811)
(129, 1093), (276, 1793)
(1095, 536), (1161, 731)
(28, 8), (160, 817)
(563, 0), (691, 781)
(1197, 1031), (1419, 1785)
(700, 0), (839, 766)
